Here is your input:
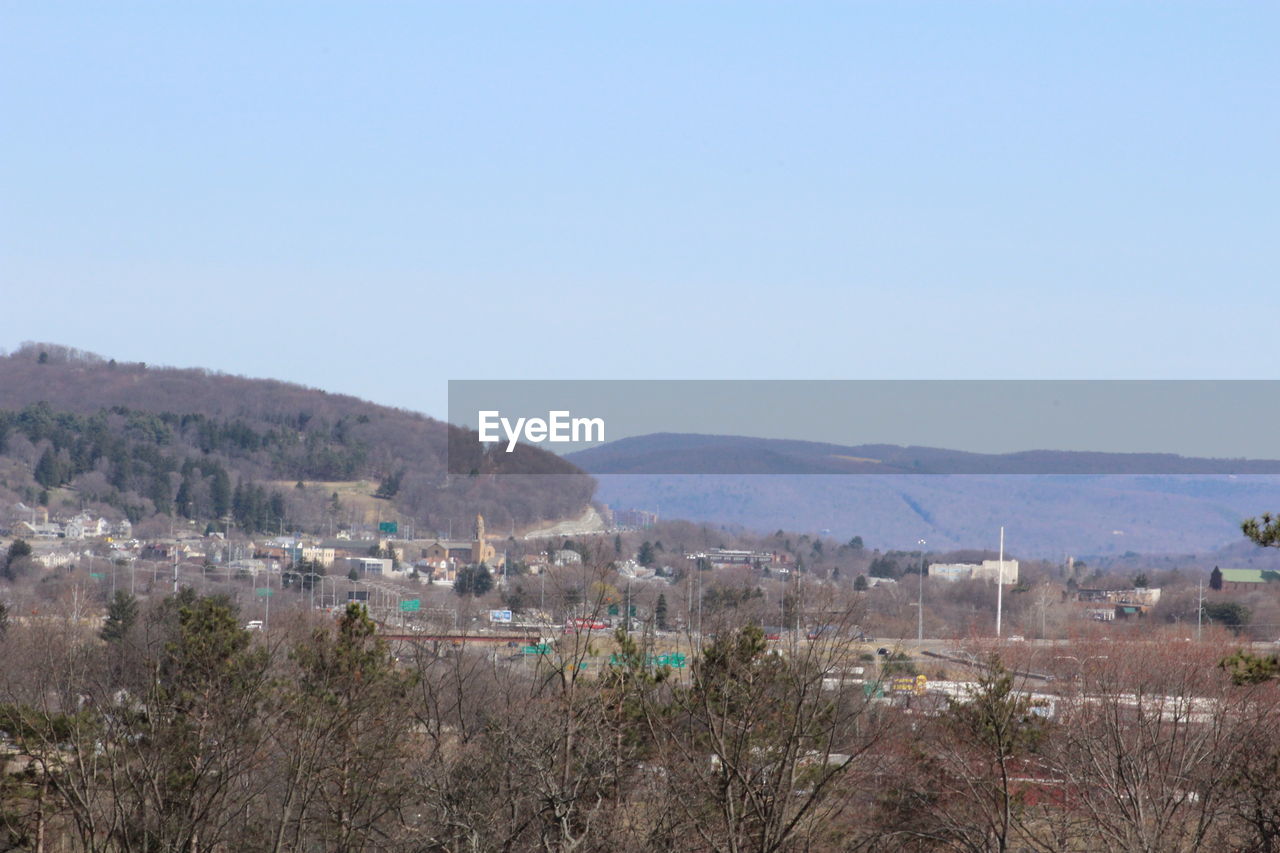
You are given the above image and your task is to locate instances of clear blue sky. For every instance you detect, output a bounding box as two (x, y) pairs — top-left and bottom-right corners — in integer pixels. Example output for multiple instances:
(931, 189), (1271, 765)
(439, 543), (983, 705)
(3, 3), (1277, 418)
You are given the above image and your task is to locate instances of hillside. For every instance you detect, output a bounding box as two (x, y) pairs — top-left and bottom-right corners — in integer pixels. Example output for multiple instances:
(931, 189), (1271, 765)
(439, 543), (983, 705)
(571, 434), (1280, 556)
(0, 344), (593, 536)
(569, 432), (1280, 475)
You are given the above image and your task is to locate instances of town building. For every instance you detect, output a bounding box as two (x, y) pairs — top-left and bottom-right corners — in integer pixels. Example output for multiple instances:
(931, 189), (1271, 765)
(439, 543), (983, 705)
(1217, 568), (1280, 591)
(929, 560), (1020, 585)
(420, 514), (504, 584)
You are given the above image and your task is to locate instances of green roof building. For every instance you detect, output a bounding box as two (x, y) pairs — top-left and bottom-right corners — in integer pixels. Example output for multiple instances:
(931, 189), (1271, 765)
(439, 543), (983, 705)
(1219, 568), (1280, 589)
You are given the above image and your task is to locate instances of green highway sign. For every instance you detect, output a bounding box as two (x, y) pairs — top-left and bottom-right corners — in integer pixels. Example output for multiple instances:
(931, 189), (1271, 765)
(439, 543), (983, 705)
(89, 572), (105, 580)
(379, 521), (398, 534)
(608, 652), (686, 669)
(400, 599), (421, 612)
(255, 588), (273, 597)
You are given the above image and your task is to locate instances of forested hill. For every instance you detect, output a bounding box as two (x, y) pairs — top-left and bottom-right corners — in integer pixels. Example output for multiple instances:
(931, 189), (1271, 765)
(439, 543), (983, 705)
(0, 344), (593, 536)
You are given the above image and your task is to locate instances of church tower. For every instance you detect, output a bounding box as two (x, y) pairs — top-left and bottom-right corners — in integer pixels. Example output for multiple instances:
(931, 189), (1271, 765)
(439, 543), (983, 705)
(472, 514), (486, 564)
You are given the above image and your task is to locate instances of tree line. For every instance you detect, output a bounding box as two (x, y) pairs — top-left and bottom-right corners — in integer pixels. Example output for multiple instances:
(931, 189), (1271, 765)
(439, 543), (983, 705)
(6, 584), (1280, 850)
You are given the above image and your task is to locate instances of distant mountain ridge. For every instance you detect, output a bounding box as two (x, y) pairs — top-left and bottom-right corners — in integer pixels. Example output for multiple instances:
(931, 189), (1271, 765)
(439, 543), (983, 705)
(569, 433), (1280, 556)
(568, 432), (1280, 475)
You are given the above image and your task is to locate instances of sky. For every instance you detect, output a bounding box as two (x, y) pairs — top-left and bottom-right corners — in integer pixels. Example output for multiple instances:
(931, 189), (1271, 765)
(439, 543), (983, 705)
(3, 2), (1278, 421)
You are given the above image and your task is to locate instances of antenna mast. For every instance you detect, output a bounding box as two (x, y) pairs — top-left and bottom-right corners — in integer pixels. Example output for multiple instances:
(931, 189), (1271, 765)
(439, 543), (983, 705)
(995, 526), (1005, 638)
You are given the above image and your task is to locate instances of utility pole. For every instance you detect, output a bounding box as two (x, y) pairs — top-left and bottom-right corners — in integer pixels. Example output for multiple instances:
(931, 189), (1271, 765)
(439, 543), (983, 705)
(917, 538), (926, 643)
(697, 563), (704, 647)
(687, 563), (692, 640)
(996, 527), (1005, 638)
(1197, 579), (1204, 641)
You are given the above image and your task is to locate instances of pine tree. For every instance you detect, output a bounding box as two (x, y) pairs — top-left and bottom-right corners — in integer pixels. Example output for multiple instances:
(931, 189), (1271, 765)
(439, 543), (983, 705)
(276, 604), (416, 848)
(34, 447), (60, 488)
(150, 470), (173, 515)
(655, 593), (669, 631)
(374, 468), (404, 499)
(454, 564), (494, 597)
(137, 592), (270, 850)
(175, 475), (194, 518)
(101, 590), (139, 643)
(637, 541), (655, 567)
(210, 465), (232, 519)
(3, 539), (32, 581)
(1244, 513), (1280, 548)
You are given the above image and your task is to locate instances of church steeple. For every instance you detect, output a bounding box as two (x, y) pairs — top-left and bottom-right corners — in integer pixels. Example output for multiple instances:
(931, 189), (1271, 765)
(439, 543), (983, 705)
(472, 514), (487, 565)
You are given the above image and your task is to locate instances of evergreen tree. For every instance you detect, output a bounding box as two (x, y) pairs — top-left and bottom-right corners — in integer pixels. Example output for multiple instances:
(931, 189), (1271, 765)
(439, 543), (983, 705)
(655, 593), (669, 631)
(1244, 513), (1280, 548)
(210, 465), (232, 519)
(374, 468), (404, 499)
(455, 564), (494, 597)
(637, 541), (656, 567)
(1220, 648), (1280, 685)
(175, 474), (194, 518)
(133, 592), (270, 850)
(277, 604), (416, 848)
(1210, 566), (1223, 591)
(2, 539), (32, 581)
(940, 654), (1046, 853)
(34, 447), (60, 488)
(149, 469), (173, 515)
(269, 491), (287, 529)
(100, 590), (139, 643)
(869, 556), (898, 579)
(1204, 600), (1251, 634)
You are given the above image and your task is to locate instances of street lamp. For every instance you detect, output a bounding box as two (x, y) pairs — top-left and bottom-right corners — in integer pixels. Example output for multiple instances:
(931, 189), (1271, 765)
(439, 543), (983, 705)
(917, 539), (927, 643)
(1054, 653), (1108, 683)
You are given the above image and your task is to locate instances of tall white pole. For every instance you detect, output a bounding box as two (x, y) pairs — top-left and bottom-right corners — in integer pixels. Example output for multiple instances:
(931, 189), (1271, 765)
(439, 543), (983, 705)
(1197, 579), (1204, 641)
(996, 526), (1005, 638)
(917, 538), (926, 643)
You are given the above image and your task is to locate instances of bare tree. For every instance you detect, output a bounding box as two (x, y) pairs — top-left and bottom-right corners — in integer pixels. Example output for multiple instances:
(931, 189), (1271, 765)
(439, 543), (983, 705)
(641, 595), (889, 853)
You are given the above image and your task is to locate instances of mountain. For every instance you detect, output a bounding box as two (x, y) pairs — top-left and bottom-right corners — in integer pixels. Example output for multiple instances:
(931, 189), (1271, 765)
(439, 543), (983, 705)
(0, 343), (593, 537)
(569, 433), (1280, 556)
(568, 432), (1280, 475)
